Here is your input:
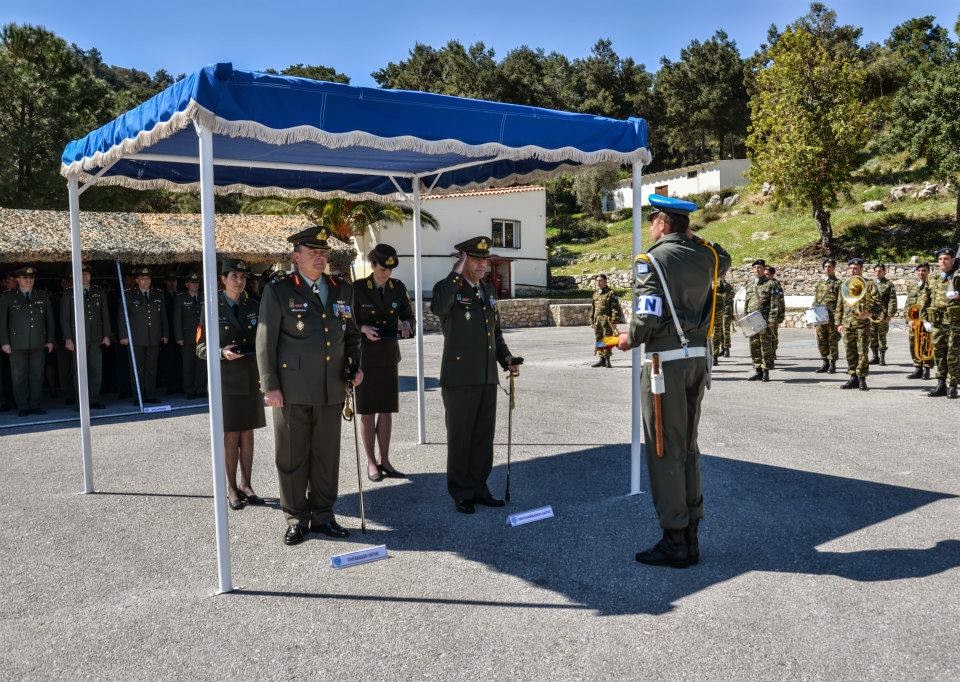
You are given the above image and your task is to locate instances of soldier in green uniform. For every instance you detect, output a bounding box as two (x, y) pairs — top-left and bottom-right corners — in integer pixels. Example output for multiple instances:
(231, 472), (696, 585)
(920, 248), (960, 398)
(590, 274), (623, 368)
(743, 259), (780, 382)
(764, 265), (786, 362)
(117, 267), (169, 404)
(173, 272), (206, 399)
(905, 262), (933, 380)
(0, 266), (55, 416)
(835, 257), (882, 391)
(60, 265), (112, 409)
(431, 236), (521, 515)
(257, 227), (363, 546)
(616, 194), (731, 568)
(869, 264), (898, 366)
(0, 270), (15, 411)
(712, 273), (735, 362)
(813, 258), (841, 373)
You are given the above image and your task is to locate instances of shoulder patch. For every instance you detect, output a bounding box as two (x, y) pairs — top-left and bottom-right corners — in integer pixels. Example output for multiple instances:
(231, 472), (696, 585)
(635, 295), (663, 317)
(635, 261), (650, 276)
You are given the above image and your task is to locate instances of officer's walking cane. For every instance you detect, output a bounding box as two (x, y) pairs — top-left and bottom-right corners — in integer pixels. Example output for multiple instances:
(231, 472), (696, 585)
(504, 357), (524, 502)
(651, 353), (666, 457)
(343, 382), (366, 533)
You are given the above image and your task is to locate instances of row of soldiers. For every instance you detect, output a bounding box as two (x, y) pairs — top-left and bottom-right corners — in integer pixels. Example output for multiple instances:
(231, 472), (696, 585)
(0, 264), (272, 417)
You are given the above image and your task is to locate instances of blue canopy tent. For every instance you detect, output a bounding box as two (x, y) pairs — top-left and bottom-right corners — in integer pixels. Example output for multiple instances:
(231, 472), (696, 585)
(61, 63), (651, 593)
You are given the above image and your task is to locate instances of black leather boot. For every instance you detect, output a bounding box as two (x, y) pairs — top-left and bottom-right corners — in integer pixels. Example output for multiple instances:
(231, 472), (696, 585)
(840, 376), (859, 389)
(858, 377), (869, 391)
(761, 369), (770, 382)
(929, 380), (948, 397)
(635, 529), (689, 568)
(907, 366), (923, 379)
(815, 360), (830, 373)
(604, 356), (612, 368)
(922, 367), (930, 380)
(591, 357), (606, 368)
(949, 386), (959, 399)
(723, 348), (730, 357)
(879, 350), (886, 366)
(685, 520), (700, 566)
(869, 350), (880, 365)
(747, 368), (763, 381)
(829, 360), (837, 373)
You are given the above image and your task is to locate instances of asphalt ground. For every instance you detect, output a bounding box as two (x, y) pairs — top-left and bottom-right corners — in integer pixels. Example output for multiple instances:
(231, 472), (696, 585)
(1, 326), (958, 680)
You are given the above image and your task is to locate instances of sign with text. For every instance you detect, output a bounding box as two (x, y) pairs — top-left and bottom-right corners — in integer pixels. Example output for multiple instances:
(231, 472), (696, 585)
(506, 506), (554, 527)
(330, 545), (388, 569)
(142, 404), (172, 414)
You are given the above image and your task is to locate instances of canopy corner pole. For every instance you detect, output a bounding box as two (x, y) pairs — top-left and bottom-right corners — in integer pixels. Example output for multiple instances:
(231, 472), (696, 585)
(68, 176), (94, 494)
(411, 177), (427, 445)
(77, 160), (118, 196)
(423, 172), (443, 197)
(195, 121), (233, 595)
(630, 161), (644, 496)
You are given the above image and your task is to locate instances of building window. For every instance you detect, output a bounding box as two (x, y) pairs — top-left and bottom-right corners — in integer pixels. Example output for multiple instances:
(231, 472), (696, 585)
(492, 219), (520, 249)
(654, 184), (668, 195)
(687, 170), (698, 179)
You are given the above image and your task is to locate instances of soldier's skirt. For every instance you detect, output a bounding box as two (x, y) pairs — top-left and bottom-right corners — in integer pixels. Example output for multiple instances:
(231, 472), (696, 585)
(222, 390), (266, 432)
(930, 322), (960, 384)
(870, 320), (890, 351)
(356, 362), (400, 414)
(844, 323), (871, 376)
(815, 317), (840, 360)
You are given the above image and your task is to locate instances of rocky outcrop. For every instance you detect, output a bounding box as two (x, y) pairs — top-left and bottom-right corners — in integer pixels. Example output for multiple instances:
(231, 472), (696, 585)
(862, 200), (885, 212)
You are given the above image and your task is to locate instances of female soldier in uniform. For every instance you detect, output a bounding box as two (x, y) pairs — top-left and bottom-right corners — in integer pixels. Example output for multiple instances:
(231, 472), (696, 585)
(197, 259), (266, 510)
(353, 244), (415, 481)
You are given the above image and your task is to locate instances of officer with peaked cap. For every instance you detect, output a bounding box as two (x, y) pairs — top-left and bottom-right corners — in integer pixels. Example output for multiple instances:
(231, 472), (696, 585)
(118, 266), (169, 403)
(173, 272), (206, 399)
(431, 235), (521, 514)
(60, 264), (112, 409)
(617, 194), (731, 567)
(257, 227), (363, 545)
(0, 266), (56, 416)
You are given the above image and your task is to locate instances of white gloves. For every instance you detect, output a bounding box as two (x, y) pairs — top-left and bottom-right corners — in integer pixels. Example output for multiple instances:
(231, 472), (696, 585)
(924, 321), (934, 332)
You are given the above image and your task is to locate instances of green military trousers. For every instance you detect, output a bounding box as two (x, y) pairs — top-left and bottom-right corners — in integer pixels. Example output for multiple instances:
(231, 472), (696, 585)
(930, 322), (960, 385)
(180, 342), (206, 395)
(63, 343), (104, 400)
(593, 317), (616, 359)
(870, 320), (890, 352)
(130, 344), (160, 400)
(10, 348), (45, 410)
(843, 322), (871, 377)
(816, 316), (840, 361)
(748, 327), (774, 369)
(442, 384), (498, 502)
(273, 402), (342, 527)
(712, 313), (732, 356)
(640, 355), (707, 531)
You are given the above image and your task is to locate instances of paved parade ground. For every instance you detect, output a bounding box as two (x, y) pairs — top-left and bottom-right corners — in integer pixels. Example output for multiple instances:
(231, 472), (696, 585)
(1, 326), (958, 679)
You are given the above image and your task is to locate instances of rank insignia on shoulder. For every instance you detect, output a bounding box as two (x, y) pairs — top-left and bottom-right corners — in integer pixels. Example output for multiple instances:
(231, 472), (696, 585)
(636, 295), (663, 317)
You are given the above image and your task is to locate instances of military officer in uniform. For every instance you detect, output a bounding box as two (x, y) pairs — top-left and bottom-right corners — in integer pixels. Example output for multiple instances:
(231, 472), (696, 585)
(159, 271), (182, 394)
(0, 266), (55, 416)
(920, 247), (960, 398)
(61, 265), (111, 409)
(813, 258), (841, 373)
(118, 266), (169, 403)
(712, 273), (734, 362)
(431, 236), (521, 515)
(616, 194), (731, 568)
(257, 227), (363, 546)
(743, 259), (780, 381)
(836, 257), (881, 391)
(905, 262), (933, 380)
(173, 272), (207, 399)
(0, 271), (15, 411)
(590, 273), (623, 368)
(869, 264), (898, 366)
(763, 265), (786, 362)
(353, 243), (415, 482)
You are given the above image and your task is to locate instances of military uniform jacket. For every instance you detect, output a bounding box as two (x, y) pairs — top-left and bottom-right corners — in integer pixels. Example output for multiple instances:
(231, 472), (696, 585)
(431, 272), (511, 387)
(628, 234), (732, 353)
(591, 287), (624, 325)
(353, 275), (415, 367)
(920, 267), (960, 326)
(60, 286), (111, 343)
(813, 275), (841, 316)
(0, 289), (55, 350)
(715, 279), (735, 318)
(835, 278), (881, 327)
(173, 292), (204, 345)
(744, 276), (781, 322)
(197, 291), (260, 396)
(769, 278), (786, 324)
(905, 280), (928, 316)
(256, 271), (361, 406)
(873, 277), (898, 320)
(118, 288), (169, 345)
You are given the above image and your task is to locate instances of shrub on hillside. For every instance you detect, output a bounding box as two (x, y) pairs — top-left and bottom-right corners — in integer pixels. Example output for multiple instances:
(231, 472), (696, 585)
(860, 185), (886, 201)
(548, 215), (609, 244)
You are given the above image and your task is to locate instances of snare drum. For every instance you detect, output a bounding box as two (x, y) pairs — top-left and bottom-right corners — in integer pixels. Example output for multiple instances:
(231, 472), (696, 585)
(803, 305), (830, 326)
(737, 311), (768, 337)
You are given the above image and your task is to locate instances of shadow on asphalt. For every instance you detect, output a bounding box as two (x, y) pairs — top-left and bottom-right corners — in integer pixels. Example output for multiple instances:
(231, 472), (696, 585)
(311, 446), (960, 616)
(398, 375), (441, 392)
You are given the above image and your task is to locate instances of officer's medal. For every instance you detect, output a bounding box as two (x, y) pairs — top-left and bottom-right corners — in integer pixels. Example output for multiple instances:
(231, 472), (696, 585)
(464, 311), (471, 320)
(296, 319), (305, 331)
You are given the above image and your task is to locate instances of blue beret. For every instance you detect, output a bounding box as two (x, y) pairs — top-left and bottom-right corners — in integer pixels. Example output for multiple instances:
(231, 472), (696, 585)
(647, 194), (698, 219)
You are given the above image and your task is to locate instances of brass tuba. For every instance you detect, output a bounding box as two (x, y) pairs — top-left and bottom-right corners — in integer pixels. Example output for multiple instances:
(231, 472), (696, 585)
(908, 305), (935, 362)
(840, 275), (867, 306)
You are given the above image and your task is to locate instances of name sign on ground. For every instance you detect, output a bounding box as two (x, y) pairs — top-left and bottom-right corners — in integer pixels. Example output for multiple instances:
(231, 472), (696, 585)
(506, 506), (554, 527)
(142, 404), (172, 414)
(330, 545), (388, 569)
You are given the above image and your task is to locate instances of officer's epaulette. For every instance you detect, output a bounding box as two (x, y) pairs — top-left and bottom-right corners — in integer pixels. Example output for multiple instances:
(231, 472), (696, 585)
(635, 252), (651, 262)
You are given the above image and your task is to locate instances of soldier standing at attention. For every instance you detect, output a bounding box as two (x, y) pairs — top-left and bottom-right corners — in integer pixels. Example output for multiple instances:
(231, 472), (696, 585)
(61, 265), (111, 410)
(616, 194), (731, 568)
(431, 236), (521, 515)
(173, 272), (206, 399)
(159, 271), (182, 395)
(257, 227), (363, 546)
(590, 274), (623, 368)
(0, 270), (14, 412)
(813, 258), (841, 373)
(0, 266), (55, 416)
(744, 259), (780, 382)
(836, 257), (881, 391)
(712, 273), (734, 363)
(920, 247), (960, 398)
(763, 265), (786, 363)
(118, 267), (169, 404)
(869, 264), (898, 366)
(905, 262), (933, 380)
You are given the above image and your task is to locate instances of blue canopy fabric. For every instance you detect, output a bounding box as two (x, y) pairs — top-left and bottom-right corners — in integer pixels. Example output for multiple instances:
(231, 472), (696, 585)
(62, 64), (651, 199)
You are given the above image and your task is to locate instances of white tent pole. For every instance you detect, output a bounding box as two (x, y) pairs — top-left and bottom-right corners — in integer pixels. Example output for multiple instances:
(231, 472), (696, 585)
(68, 177), (94, 494)
(411, 178), (427, 444)
(196, 121), (233, 594)
(630, 161), (644, 496)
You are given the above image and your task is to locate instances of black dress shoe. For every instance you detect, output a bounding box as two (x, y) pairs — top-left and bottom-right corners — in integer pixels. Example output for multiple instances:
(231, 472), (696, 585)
(229, 497), (245, 510)
(379, 464), (406, 479)
(636, 530), (689, 568)
(685, 520), (700, 566)
(474, 494), (505, 507)
(237, 490), (266, 506)
(455, 499), (476, 514)
(311, 519), (350, 538)
(283, 524), (308, 546)
(368, 468), (385, 482)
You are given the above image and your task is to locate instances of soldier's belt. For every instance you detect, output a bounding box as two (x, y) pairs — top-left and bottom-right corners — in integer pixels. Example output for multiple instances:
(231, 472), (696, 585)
(642, 346), (707, 364)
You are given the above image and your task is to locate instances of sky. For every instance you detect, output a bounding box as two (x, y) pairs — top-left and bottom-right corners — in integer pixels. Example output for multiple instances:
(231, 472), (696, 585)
(5, 0), (959, 86)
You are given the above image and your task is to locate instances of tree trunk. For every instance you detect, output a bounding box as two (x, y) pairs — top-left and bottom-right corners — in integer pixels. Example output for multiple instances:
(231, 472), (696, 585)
(812, 202), (833, 255)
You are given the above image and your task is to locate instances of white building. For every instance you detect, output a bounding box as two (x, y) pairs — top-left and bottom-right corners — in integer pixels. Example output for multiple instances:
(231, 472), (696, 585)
(354, 186), (547, 299)
(603, 159), (751, 211)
